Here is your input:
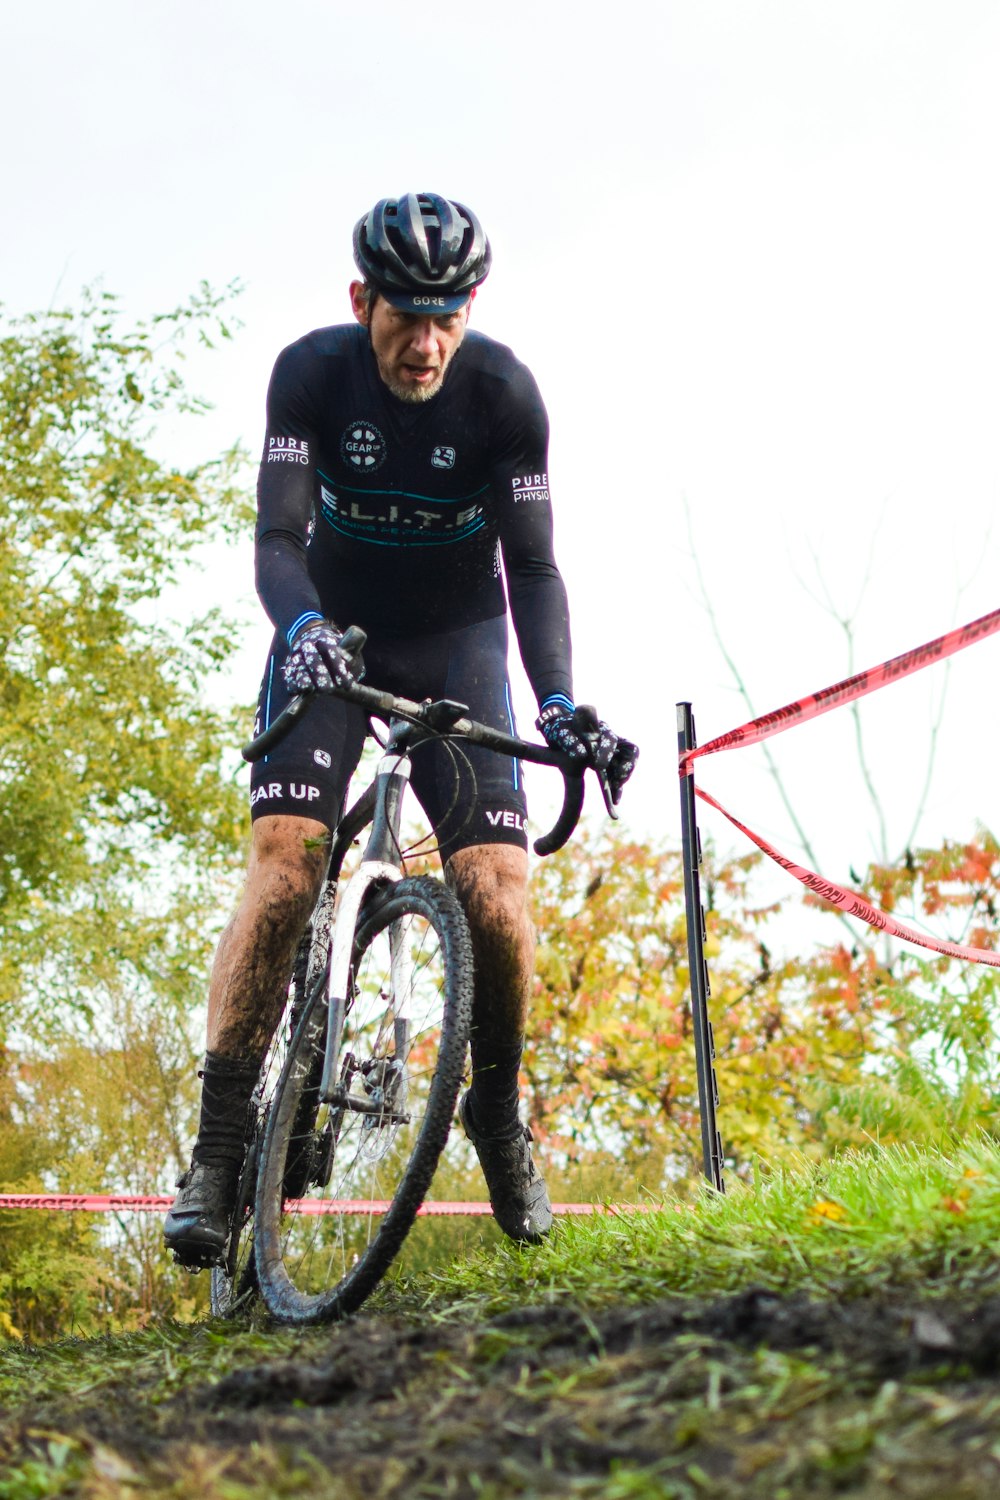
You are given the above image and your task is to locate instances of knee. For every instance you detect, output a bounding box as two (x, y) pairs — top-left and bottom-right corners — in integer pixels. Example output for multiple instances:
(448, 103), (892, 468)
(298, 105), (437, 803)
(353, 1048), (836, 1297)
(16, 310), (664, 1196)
(247, 816), (329, 922)
(446, 846), (530, 937)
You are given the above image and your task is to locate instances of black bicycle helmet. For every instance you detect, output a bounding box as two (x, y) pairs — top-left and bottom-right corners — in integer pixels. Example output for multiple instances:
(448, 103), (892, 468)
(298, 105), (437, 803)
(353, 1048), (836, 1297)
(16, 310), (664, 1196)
(352, 193), (492, 313)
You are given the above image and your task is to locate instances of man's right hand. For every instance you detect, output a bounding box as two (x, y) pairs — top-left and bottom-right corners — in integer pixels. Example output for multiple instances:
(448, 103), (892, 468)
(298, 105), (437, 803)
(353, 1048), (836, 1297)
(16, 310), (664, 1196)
(282, 622), (359, 694)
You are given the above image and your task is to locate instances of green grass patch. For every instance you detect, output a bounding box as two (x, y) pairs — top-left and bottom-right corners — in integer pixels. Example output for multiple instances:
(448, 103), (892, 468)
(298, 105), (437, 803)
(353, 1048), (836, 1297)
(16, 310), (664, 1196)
(388, 1136), (1000, 1316)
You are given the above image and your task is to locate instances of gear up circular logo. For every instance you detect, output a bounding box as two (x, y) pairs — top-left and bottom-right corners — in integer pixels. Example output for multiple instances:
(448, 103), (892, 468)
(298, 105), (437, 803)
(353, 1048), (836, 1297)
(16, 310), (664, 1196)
(340, 420), (387, 473)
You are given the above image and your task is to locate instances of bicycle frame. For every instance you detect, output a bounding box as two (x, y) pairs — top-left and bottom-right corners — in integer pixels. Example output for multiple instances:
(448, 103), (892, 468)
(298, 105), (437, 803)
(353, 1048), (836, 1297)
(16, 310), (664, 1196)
(318, 741), (413, 1101)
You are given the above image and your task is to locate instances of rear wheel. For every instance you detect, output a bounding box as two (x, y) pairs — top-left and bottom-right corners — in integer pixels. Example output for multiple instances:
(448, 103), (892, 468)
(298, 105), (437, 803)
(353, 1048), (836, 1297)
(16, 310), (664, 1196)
(254, 876), (473, 1325)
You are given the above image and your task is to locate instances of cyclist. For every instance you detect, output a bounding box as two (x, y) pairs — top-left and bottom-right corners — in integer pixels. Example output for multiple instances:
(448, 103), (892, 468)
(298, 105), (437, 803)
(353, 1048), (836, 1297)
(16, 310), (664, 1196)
(165, 192), (637, 1267)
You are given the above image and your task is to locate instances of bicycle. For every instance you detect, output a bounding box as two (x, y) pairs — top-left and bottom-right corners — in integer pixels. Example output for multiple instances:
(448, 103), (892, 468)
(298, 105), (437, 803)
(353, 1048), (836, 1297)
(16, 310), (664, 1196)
(209, 625), (614, 1326)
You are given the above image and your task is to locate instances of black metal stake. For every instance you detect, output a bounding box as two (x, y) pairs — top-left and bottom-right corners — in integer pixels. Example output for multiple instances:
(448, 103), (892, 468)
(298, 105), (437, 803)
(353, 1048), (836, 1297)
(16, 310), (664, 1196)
(677, 702), (725, 1192)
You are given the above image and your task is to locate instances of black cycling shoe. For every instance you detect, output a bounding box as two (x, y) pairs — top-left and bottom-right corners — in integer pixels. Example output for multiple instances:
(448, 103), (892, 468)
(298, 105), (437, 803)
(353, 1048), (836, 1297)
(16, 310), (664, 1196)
(458, 1092), (553, 1245)
(163, 1160), (240, 1269)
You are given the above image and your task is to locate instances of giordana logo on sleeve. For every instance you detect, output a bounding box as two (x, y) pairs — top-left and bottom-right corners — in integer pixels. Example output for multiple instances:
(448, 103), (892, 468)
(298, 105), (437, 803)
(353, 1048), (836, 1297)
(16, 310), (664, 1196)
(267, 436), (310, 464)
(340, 421), (387, 472)
(511, 472), (549, 502)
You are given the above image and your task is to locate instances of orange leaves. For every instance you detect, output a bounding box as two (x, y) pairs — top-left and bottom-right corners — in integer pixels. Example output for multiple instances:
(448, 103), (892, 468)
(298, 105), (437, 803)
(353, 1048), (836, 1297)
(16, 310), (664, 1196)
(936, 1168), (984, 1216)
(957, 846), (996, 885)
(853, 834), (1000, 950)
(526, 826), (877, 1181)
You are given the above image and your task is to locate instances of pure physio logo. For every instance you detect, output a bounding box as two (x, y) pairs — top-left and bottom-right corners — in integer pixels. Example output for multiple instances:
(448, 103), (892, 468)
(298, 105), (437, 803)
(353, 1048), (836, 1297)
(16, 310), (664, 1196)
(267, 436), (310, 464)
(511, 471), (549, 503)
(340, 420), (387, 472)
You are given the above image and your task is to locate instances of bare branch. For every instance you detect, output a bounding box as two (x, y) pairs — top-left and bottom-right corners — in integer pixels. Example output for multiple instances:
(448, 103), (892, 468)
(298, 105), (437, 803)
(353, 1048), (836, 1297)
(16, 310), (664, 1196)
(682, 497), (862, 943)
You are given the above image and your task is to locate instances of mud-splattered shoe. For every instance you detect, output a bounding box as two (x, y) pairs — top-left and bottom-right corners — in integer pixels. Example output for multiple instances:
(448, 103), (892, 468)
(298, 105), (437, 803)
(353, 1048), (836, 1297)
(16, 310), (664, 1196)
(163, 1160), (240, 1269)
(458, 1093), (553, 1245)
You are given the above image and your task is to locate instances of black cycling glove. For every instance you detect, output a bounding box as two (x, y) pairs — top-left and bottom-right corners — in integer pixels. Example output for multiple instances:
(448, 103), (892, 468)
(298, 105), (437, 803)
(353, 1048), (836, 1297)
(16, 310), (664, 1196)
(537, 704), (616, 767)
(536, 702), (638, 804)
(282, 622), (358, 694)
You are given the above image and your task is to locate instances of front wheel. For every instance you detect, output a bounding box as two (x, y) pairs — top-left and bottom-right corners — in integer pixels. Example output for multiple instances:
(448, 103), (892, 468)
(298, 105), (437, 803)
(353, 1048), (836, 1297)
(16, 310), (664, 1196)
(254, 876), (473, 1325)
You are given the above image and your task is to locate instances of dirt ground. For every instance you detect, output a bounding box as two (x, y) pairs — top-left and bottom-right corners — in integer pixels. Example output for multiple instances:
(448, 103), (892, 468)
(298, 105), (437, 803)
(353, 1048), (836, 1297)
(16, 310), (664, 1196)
(7, 1286), (1000, 1497)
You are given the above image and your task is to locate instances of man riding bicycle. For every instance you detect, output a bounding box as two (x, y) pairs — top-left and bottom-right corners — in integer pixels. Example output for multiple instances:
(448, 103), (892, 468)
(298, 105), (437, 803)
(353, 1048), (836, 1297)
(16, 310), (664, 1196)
(165, 192), (637, 1267)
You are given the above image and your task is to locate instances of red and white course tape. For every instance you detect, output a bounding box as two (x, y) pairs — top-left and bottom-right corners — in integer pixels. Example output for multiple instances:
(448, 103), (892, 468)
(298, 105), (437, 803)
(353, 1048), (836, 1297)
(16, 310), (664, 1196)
(698, 786), (1000, 968)
(681, 604), (1000, 965)
(680, 605), (1000, 771)
(0, 1194), (656, 1217)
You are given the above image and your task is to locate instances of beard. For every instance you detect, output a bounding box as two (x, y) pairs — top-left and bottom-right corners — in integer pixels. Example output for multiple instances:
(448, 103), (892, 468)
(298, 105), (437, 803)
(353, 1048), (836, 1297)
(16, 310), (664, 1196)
(381, 374), (442, 403)
(376, 356), (446, 403)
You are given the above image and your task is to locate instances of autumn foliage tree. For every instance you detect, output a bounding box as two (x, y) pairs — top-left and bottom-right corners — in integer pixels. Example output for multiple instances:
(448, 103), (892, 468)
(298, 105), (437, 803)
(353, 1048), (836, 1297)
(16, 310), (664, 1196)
(803, 828), (1000, 1145)
(524, 824), (1000, 1193)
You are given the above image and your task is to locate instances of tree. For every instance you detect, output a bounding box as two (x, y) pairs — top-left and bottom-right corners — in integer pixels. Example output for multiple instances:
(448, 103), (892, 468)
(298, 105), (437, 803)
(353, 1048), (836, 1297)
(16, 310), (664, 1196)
(806, 828), (1000, 1144)
(0, 284), (252, 1031)
(522, 822), (1000, 1197)
(525, 827), (883, 1191)
(14, 994), (208, 1331)
(0, 286), (254, 1333)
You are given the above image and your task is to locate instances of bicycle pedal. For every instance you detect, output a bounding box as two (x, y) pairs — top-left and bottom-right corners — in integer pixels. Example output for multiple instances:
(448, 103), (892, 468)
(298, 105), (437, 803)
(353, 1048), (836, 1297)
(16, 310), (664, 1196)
(172, 1252), (213, 1274)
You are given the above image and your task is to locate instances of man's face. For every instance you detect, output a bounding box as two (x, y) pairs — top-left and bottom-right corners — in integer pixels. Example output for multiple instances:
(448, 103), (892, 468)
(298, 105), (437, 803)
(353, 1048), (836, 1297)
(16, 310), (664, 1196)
(350, 282), (470, 403)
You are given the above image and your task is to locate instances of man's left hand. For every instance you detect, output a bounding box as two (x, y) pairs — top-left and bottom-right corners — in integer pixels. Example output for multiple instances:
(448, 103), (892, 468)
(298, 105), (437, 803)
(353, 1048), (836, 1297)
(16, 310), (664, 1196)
(536, 703), (638, 803)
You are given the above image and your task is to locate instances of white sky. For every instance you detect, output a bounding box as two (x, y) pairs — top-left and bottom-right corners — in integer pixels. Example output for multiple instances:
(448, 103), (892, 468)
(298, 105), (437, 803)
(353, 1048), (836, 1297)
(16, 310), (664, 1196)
(4, 1), (1000, 941)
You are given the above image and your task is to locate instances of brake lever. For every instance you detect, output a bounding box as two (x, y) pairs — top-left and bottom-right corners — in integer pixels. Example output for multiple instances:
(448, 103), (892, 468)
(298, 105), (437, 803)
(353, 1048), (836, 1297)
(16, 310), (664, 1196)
(338, 623), (367, 669)
(570, 704), (619, 822)
(597, 769), (619, 820)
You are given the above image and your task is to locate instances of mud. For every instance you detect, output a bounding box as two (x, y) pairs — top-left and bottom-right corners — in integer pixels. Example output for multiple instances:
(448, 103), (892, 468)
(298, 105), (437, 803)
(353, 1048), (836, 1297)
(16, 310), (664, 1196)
(7, 1286), (1000, 1497)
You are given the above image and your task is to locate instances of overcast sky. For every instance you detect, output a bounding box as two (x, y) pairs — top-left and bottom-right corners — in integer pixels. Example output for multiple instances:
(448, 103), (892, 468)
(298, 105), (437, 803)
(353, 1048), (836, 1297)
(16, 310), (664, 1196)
(4, 1), (1000, 944)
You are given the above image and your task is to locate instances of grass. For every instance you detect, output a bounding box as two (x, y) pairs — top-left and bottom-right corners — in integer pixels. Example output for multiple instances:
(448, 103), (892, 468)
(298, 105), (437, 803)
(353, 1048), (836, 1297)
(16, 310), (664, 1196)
(406, 1136), (1000, 1316)
(2, 1139), (1000, 1497)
